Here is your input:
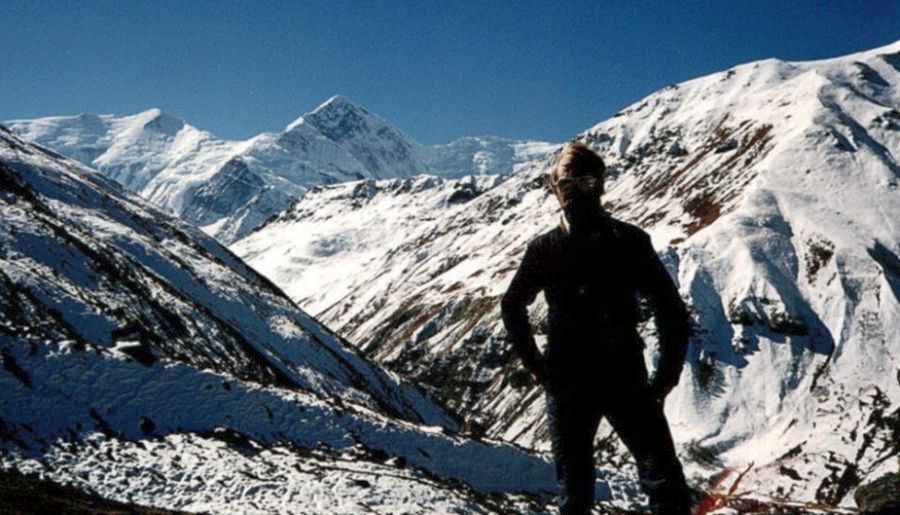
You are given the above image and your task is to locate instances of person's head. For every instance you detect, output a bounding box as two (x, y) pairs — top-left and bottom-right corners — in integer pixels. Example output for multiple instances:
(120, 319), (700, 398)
(549, 141), (605, 213)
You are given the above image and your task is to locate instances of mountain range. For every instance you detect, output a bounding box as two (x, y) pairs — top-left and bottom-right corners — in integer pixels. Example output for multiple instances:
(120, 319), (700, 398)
(6, 97), (553, 243)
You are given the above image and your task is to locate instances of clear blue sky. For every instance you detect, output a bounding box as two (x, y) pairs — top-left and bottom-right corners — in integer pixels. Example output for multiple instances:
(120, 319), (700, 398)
(2, 1), (898, 145)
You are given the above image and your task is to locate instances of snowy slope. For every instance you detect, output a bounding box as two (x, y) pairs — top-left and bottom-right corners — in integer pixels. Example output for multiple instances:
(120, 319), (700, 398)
(1, 329), (563, 513)
(7, 97), (552, 244)
(233, 41), (900, 509)
(4, 108), (232, 193)
(0, 126), (589, 513)
(0, 124), (454, 426)
(234, 173), (511, 312)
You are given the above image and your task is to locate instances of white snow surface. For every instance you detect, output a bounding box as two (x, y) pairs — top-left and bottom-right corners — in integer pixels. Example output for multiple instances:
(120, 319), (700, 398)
(233, 41), (900, 508)
(235, 173), (510, 313)
(7, 96), (552, 243)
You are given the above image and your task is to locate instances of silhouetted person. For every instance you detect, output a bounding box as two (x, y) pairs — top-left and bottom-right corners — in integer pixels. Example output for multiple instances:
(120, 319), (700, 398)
(501, 141), (693, 515)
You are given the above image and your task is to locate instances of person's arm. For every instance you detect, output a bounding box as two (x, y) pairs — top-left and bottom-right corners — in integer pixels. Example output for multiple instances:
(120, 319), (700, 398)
(500, 240), (546, 382)
(634, 231), (691, 399)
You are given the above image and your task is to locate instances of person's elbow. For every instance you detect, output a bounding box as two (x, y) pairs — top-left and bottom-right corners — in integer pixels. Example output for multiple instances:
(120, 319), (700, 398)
(500, 289), (521, 315)
(500, 290), (532, 337)
(499, 293), (518, 326)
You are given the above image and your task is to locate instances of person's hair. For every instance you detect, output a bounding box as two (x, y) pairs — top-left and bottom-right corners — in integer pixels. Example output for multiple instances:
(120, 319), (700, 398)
(548, 140), (606, 195)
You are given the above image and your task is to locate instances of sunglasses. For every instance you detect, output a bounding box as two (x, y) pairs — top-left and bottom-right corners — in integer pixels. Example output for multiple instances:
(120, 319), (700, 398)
(552, 176), (600, 192)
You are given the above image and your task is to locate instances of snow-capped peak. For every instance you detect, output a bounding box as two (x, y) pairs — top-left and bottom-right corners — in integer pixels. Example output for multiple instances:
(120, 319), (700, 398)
(284, 95), (366, 133)
(280, 94), (430, 189)
(298, 94), (413, 148)
(310, 93), (358, 116)
(129, 107), (186, 135)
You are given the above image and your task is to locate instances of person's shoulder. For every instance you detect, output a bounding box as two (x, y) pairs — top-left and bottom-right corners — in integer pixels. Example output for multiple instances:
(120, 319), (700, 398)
(529, 225), (564, 250)
(604, 215), (651, 244)
(603, 217), (658, 266)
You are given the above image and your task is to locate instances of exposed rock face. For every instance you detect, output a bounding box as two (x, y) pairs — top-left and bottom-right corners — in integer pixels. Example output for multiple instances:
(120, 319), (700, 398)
(854, 472), (900, 514)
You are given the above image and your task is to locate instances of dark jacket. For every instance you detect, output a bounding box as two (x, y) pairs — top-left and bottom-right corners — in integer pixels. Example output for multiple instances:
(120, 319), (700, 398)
(500, 213), (691, 391)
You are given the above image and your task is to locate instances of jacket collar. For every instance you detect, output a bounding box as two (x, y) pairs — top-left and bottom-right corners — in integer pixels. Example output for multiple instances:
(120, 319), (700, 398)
(558, 206), (610, 235)
(559, 213), (571, 234)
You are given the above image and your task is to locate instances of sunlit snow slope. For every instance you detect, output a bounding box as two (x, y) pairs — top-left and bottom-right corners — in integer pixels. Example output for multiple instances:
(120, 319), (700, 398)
(235, 41), (900, 509)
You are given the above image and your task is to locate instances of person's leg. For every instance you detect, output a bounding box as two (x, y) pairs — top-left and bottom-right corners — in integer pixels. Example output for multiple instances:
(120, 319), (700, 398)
(545, 384), (603, 515)
(604, 390), (692, 515)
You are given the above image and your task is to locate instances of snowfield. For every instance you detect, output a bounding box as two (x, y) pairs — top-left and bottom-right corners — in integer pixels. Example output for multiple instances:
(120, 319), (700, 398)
(2, 337), (563, 513)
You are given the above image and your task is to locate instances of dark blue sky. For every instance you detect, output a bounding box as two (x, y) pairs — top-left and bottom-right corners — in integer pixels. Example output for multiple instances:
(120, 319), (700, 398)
(2, 1), (898, 144)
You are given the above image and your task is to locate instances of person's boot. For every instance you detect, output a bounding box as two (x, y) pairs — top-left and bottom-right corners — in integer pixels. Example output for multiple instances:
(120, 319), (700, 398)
(645, 478), (693, 515)
(652, 498), (692, 515)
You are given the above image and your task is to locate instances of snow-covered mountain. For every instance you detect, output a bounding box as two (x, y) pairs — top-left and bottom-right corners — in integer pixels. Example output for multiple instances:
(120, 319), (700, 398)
(233, 41), (900, 510)
(0, 126), (583, 513)
(7, 97), (552, 244)
(293, 95), (427, 180)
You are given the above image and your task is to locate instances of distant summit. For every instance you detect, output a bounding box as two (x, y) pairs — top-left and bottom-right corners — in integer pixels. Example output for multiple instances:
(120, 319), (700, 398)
(136, 108), (185, 135)
(286, 94), (366, 132)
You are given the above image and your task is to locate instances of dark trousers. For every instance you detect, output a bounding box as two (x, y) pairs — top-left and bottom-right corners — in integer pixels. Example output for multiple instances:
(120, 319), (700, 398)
(545, 378), (692, 515)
